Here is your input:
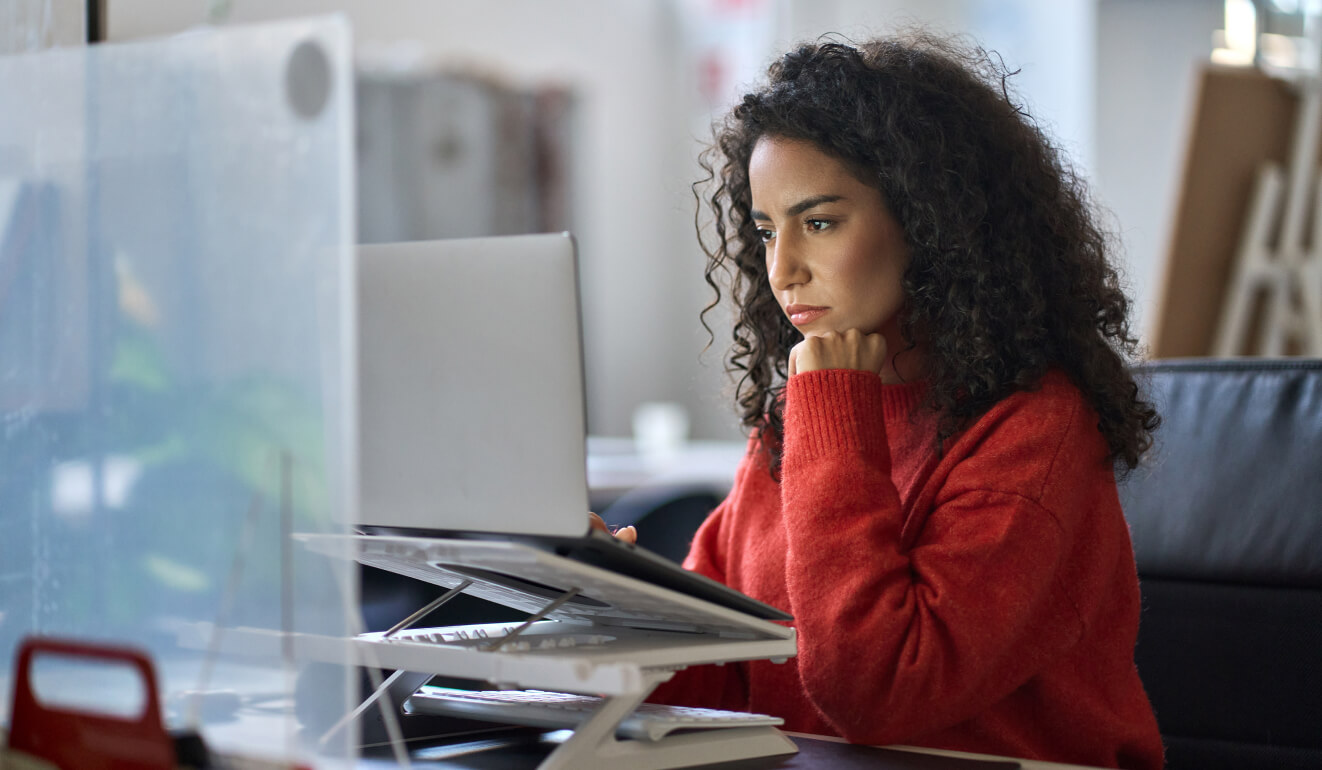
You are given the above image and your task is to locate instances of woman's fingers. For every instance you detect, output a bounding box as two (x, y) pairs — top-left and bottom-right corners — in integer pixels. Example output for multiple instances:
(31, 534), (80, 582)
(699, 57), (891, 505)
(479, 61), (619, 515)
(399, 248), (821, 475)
(791, 329), (888, 375)
(588, 512), (638, 544)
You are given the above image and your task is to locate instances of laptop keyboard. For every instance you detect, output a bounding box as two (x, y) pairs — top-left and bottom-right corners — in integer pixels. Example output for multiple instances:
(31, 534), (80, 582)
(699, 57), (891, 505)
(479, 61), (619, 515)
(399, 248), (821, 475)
(404, 686), (783, 742)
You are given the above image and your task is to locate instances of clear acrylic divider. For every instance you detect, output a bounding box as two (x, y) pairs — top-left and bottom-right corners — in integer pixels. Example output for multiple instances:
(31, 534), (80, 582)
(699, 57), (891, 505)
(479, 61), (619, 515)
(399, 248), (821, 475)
(0, 16), (359, 766)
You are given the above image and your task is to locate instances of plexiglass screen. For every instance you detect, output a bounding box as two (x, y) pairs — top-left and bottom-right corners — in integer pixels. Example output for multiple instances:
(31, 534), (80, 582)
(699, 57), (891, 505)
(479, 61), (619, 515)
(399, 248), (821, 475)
(0, 16), (357, 765)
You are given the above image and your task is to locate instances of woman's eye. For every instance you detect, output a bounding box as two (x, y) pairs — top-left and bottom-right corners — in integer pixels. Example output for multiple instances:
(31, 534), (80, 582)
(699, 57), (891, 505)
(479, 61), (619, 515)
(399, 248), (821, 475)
(806, 218), (832, 231)
(756, 227), (775, 243)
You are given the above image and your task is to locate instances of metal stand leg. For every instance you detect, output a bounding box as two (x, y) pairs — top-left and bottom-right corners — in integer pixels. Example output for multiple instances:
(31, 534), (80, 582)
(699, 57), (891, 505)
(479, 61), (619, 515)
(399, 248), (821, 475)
(383, 580), (474, 639)
(481, 587), (582, 652)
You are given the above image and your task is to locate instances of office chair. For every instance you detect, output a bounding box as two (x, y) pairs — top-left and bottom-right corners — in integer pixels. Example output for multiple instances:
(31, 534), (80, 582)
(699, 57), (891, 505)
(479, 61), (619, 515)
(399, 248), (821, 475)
(1118, 358), (1322, 770)
(599, 482), (723, 564)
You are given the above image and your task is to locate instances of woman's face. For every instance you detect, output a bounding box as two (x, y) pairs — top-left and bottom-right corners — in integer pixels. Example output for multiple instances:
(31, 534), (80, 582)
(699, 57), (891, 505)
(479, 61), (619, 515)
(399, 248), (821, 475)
(749, 136), (910, 351)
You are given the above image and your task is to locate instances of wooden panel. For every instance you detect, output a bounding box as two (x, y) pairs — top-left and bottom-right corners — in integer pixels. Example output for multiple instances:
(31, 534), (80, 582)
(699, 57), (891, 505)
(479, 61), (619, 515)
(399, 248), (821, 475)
(1151, 66), (1299, 358)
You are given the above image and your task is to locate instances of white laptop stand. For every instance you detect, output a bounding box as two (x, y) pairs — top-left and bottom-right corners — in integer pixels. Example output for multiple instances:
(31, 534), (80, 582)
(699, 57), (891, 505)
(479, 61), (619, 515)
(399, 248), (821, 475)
(285, 534), (799, 769)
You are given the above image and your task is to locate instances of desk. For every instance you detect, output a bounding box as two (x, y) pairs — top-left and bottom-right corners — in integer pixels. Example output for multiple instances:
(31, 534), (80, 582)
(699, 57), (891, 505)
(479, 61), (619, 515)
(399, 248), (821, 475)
(355, 729), (1105, 770)
(0, 662), (1103, 770)
(1, 726), (1103, 770)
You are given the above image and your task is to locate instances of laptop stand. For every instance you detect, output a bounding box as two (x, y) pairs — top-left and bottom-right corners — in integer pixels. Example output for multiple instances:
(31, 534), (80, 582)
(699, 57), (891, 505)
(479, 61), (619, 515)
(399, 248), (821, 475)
(416, 670), (795, 770)
(191, 534), (799, 769)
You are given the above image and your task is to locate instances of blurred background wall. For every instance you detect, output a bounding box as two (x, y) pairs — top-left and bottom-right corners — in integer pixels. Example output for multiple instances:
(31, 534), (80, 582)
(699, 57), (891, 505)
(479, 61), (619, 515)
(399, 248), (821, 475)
(105, 0), (1225, 441)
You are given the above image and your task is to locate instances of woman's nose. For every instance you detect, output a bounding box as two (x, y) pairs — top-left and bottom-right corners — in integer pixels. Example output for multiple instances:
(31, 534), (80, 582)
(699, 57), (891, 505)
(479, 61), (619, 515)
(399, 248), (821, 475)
(766, 239), (808, 291)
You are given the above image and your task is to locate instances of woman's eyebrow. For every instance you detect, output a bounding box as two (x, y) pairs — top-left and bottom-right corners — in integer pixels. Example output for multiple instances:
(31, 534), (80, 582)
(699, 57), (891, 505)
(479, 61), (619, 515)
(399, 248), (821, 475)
(750, 194), (844, 221)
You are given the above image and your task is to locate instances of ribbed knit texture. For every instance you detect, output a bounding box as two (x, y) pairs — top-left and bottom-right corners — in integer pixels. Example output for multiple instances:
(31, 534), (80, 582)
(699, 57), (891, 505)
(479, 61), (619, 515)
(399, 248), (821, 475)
(650, 369), (1164, 770)
(787, 368), (894, 462)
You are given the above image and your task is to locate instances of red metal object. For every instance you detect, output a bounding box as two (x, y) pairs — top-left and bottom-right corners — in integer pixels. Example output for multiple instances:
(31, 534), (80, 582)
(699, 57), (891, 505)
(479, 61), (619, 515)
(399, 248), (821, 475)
(8, 636), (177, 770)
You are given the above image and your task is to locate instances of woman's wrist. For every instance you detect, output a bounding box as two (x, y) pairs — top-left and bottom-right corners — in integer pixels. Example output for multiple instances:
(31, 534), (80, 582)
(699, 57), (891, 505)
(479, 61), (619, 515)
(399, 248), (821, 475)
(784, 369), (890, 466)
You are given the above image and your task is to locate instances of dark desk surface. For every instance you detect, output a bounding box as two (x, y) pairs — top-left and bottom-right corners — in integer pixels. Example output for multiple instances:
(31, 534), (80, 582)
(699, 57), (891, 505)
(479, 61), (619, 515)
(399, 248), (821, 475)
(357, 730), (1026, 769)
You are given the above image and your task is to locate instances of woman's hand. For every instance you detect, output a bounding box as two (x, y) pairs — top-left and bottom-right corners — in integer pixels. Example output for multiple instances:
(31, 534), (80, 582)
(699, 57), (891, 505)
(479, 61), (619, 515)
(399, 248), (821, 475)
(789, 329), (888, 377)
(588, 511), (637, 544)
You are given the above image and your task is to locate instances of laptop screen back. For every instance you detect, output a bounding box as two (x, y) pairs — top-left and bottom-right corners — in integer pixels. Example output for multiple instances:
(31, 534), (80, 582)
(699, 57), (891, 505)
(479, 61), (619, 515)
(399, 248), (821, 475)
(356, 234), (590, 538)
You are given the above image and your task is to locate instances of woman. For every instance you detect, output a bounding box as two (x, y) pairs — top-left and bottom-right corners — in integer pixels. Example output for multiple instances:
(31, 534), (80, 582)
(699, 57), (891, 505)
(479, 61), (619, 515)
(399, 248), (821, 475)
(645, 33), (1164, 769)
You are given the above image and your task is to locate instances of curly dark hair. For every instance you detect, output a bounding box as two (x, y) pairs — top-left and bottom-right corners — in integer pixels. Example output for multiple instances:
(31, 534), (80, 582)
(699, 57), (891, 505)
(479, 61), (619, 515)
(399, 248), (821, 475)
(697, 33), (1159, 477)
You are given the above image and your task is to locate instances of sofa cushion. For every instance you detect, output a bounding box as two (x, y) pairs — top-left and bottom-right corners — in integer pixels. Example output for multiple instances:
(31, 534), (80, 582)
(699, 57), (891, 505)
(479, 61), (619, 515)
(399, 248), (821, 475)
(1134, 578), (1322, 754)
(1120, 359), (1322, 586)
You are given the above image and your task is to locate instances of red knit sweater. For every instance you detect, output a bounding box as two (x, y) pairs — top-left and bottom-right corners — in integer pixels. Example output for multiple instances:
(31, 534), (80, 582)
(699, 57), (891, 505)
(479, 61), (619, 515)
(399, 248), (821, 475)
(650, 369), (1164, 770)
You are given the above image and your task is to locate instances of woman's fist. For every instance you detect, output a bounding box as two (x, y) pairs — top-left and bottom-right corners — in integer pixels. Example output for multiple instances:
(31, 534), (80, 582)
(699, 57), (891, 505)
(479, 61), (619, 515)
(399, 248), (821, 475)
(789, 329), (888, 377)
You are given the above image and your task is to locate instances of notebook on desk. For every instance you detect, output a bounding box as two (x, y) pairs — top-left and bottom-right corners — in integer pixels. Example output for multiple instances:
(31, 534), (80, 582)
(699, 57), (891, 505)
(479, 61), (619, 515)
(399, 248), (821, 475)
(353, 234), (790, 624)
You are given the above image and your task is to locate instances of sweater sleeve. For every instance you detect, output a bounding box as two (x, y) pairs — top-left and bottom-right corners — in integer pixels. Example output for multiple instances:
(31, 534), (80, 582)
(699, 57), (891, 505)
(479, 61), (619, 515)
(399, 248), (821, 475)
(781, 369), (1085, 745)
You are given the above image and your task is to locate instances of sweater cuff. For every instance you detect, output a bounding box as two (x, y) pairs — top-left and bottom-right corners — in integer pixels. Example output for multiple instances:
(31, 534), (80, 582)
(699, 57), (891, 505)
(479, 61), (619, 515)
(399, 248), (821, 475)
(784, 369), (889, 467)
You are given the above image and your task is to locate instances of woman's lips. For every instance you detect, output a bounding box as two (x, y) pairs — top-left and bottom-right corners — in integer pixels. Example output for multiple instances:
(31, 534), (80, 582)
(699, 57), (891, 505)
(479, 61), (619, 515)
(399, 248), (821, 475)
(785, 304), (829, 326)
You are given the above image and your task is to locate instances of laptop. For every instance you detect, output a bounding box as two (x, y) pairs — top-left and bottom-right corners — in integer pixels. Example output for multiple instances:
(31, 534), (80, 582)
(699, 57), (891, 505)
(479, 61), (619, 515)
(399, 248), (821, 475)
(354, 233), (790, 622)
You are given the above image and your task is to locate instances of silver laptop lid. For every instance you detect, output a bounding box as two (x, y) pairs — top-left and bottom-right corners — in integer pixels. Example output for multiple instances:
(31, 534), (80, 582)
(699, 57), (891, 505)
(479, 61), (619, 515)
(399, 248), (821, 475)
(356, 234), (590, 538)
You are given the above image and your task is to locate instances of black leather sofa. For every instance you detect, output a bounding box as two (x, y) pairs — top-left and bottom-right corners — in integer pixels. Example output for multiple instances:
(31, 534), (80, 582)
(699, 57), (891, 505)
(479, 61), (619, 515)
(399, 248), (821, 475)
(1118, 358), (1322, 769)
